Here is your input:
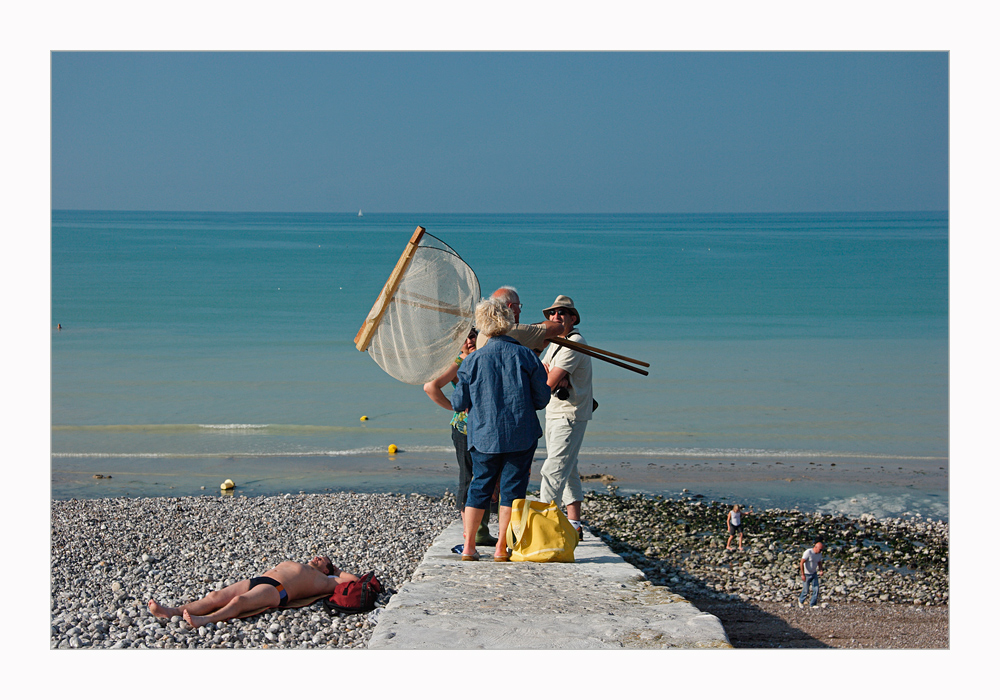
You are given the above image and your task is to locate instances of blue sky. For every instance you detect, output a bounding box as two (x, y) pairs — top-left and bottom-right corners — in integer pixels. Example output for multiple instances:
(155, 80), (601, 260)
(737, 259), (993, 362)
(51, 51), (948, 213)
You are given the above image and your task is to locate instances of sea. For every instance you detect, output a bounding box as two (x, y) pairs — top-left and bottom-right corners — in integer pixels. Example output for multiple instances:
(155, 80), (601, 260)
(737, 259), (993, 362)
(51, 211), (949, 518)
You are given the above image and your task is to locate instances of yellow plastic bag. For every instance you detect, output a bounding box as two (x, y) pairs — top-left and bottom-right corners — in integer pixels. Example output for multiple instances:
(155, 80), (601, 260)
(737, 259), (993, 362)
(506, 499), (578, 562)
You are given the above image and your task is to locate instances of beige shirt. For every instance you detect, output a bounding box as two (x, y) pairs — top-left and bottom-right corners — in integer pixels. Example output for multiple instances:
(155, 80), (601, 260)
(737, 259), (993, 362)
(541, 331), (593, 421)
(476, 323), (550, 351)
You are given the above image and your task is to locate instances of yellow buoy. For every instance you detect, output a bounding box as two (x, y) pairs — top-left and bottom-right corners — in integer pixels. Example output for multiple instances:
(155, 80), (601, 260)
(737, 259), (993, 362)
(388, 444), (397, 454)
(360, 416), (368, 421)
(221, 479), (235, 490)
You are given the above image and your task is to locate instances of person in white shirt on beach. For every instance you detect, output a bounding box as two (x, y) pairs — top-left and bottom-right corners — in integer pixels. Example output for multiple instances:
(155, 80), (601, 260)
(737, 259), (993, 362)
(726, 503), (753, 551)
(798, 540), (825, 607)
(538, 295), (593, 541)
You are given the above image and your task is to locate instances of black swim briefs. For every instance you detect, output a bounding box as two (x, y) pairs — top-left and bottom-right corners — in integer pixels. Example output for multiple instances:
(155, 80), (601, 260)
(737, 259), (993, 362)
(248, 575), (289, 607)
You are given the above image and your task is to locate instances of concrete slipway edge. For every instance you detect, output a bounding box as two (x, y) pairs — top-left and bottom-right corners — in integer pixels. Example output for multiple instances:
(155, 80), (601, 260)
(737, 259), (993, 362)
(368, 520), (732, 650)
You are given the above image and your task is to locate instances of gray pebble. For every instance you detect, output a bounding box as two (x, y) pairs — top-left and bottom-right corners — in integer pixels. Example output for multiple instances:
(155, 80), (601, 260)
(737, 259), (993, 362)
(51, 492), (456, 649)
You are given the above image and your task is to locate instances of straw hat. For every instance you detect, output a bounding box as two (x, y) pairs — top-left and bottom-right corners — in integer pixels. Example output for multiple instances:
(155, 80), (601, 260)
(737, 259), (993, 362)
(543, 295), (580, 324)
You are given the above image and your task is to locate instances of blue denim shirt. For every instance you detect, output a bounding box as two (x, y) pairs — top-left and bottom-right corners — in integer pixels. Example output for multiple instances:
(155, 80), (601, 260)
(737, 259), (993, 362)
(451, 334), (550, 454)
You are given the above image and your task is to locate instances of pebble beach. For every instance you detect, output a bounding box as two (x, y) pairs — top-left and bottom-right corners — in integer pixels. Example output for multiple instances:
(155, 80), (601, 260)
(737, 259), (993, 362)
(50, 492), (457, 649)
(50, 489), (949, 649)
(582, 490), (950, 648)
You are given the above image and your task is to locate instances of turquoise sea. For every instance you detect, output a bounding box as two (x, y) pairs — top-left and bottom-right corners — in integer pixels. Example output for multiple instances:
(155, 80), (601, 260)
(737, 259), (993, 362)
(51, 211), (948, 515)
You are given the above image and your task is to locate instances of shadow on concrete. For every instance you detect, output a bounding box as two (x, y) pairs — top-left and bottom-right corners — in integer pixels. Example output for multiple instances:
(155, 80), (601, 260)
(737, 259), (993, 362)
(590, 530), (831, 648)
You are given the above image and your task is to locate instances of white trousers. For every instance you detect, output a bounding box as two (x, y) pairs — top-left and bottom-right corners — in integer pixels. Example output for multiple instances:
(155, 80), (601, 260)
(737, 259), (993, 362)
(539, 416), (588, 507)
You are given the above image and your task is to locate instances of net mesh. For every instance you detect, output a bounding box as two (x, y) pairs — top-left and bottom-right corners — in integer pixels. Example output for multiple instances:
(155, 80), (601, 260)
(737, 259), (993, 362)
(366, 234), (480, 385)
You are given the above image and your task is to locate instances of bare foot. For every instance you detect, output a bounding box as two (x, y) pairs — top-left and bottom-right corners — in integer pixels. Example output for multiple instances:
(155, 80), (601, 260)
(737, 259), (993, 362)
(183, 610), (209, 629)
(148, 599), (181, 619)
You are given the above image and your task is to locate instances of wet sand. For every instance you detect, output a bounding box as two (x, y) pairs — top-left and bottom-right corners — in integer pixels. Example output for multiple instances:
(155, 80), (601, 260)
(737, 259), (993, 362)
(689, 598), (949, 649)
(585, 455), (948, 490)
(52, 452), (947, 519)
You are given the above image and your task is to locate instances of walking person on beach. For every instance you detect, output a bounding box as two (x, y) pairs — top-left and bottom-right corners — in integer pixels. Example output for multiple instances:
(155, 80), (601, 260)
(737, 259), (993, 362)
(798, 539), (825, 608)
(424, 326), (498, 548)
(476, 286), (564, 351)
(451, 297), (551, 562)
(538, 295), (593, 541)
(726, 504), (753, 551)
(148, 556), (358, 628)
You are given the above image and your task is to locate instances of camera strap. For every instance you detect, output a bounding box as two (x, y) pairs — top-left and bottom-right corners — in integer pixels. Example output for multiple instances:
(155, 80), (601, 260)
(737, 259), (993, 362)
(548, 332), (597, 412)
(548, 331), (582, 362)
(548, 331), (583, 392)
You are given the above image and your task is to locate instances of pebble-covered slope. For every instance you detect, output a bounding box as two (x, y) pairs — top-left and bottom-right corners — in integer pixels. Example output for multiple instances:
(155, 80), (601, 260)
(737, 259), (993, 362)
(51, 492), (457, 649)
(51, 489), (949, 650)
(583, 491), (949, 607)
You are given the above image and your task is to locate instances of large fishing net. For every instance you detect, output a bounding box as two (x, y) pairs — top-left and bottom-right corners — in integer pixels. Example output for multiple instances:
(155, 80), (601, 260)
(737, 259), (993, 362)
(358, 230), (480, 385)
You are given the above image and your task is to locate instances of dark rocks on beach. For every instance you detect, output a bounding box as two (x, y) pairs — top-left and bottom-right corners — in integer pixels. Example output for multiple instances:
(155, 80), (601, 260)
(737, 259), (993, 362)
(580, 473), (616, 484)
(581, 492), (949, 608)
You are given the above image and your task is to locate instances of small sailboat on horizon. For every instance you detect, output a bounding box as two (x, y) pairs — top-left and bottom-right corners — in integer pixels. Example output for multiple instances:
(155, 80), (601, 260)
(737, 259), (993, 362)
(358, 209), (363, 217)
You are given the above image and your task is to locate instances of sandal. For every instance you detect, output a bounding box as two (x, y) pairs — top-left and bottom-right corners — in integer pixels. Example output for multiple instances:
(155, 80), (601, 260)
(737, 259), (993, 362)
(461, 549), (480, 561)
(493, 553), (511, 562)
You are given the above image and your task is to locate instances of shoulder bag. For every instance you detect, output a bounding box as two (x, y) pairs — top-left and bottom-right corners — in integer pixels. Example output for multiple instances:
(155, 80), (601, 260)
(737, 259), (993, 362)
(506, 498), (578, 562)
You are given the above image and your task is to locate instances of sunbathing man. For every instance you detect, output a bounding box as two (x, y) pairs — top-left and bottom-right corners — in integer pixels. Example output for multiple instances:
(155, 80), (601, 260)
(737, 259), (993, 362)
(148, 556), (359, 628)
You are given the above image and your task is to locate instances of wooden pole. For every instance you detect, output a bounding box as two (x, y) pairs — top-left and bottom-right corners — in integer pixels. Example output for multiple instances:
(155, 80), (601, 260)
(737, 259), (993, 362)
(552, 341), (649, 376)
(354, 226), (426, 351)
(549, 337), (650, 369)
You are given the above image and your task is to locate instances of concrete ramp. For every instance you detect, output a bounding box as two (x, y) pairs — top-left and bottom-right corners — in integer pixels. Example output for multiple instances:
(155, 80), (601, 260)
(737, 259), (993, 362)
(369, 520), (731, 649)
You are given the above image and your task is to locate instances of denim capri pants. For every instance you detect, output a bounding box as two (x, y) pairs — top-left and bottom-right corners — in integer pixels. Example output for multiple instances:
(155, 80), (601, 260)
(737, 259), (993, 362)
(465, 440), (537, 509)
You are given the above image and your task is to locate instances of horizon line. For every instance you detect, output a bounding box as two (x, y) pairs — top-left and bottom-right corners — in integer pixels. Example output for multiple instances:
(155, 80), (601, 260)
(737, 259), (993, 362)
(51, 208), (950, 216)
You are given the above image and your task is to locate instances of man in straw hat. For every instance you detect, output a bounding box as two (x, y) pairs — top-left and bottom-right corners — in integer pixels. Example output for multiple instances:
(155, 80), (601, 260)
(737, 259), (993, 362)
(538, 295), (593, 541)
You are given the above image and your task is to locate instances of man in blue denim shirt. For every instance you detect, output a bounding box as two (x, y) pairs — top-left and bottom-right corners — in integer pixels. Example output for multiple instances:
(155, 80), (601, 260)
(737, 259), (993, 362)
(451, 298), (551, 561)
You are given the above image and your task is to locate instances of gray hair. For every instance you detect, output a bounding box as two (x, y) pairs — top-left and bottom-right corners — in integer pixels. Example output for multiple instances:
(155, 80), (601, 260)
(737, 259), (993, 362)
(475, 297), (514, 338)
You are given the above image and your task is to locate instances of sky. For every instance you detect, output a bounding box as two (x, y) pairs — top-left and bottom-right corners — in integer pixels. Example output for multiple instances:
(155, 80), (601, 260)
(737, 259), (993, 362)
(51, 51), (948, 213)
